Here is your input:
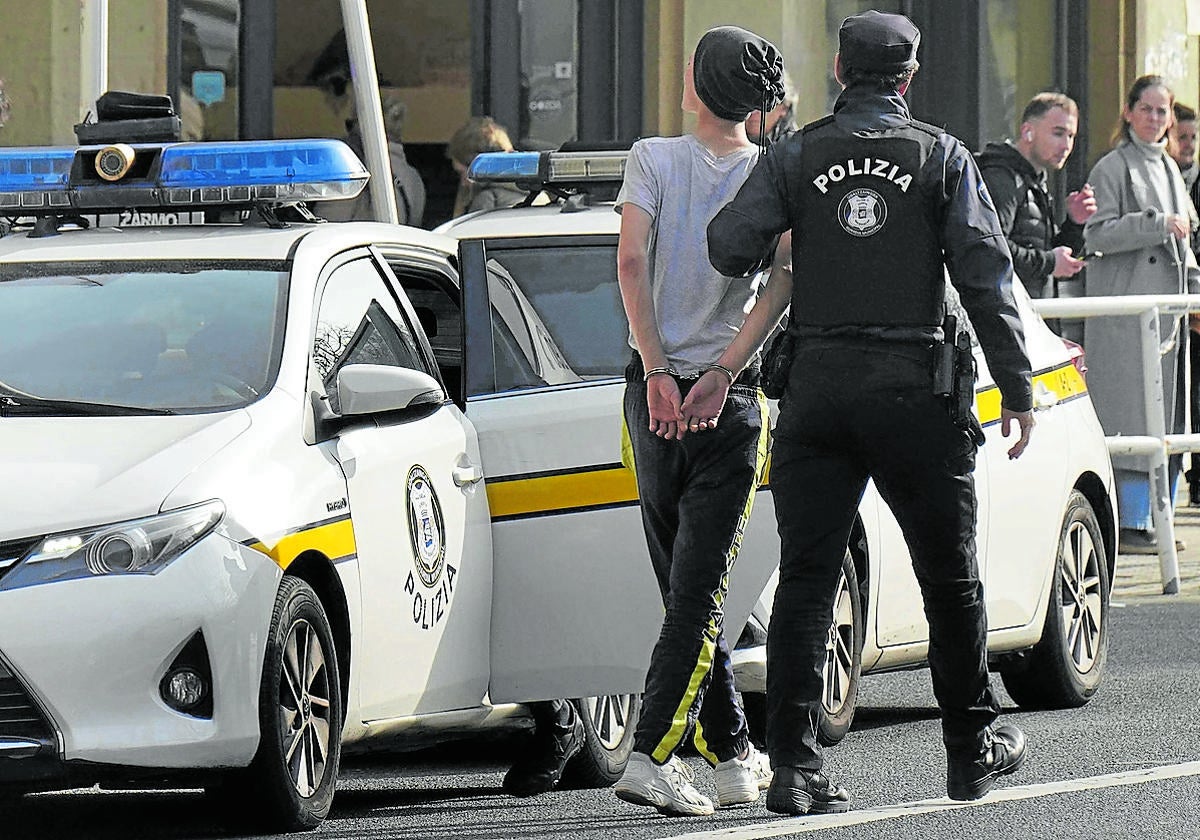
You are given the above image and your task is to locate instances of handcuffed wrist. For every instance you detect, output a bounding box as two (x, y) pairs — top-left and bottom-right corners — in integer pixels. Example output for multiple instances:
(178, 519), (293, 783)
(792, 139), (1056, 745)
(704, 363), (736, 385)
(643, 366), (676, 382)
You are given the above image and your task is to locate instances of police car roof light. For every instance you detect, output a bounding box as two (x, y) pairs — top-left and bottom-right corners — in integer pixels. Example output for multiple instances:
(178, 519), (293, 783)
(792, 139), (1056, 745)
(468, 150), (627, 188)
(0, 138), (368, 215)
(468, 151), (542, 184)
(0, 148), (76, 209)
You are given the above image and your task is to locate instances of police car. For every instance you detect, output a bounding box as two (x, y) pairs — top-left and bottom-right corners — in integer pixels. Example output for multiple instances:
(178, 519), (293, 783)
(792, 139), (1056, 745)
(0, 138), (671, 832)
(440, 149), (1119, 748)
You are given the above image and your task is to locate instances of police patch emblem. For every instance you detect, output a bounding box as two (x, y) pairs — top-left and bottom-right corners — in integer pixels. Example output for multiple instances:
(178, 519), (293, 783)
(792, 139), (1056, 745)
(406, 465), (445, 588)
(838, 188), (887, 237)
(405, 465), (457, 630)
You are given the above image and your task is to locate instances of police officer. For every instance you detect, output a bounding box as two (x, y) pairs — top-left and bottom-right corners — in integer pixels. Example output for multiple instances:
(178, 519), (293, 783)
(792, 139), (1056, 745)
(707, 10), (1035, 815)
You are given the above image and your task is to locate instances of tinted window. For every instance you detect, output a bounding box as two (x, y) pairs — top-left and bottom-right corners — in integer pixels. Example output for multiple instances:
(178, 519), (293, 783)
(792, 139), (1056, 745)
(484, 243), (626, 392)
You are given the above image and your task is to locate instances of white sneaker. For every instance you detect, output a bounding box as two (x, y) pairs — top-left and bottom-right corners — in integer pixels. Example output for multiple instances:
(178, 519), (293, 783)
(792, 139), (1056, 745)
(614, 752), (714, 816)
(713, 744), (773, 806)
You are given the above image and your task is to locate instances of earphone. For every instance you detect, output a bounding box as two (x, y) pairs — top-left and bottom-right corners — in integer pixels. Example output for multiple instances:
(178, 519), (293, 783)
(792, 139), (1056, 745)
(1024, 131), (1032, 141)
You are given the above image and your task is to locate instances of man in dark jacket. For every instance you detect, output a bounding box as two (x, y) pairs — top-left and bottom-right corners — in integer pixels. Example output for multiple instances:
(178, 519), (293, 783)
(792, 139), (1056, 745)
(708, 9), (1033, 815)
(976, 93), (1096, 299)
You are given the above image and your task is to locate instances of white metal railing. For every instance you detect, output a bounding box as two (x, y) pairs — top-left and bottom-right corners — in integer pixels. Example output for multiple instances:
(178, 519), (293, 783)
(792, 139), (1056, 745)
(1032, 293), (1200, 595)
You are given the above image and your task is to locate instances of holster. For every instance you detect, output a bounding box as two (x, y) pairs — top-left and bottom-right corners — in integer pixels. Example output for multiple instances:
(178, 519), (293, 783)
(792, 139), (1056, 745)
(953, 331), (986, 445)
(761, 324), (796, 400)
(933, 314), (985, 446)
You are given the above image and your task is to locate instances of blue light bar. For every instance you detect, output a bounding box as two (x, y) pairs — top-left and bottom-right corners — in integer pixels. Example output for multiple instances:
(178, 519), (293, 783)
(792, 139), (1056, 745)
(161, 139), (367, 189)
(468, 152), (542, 183)
(0, 139), (368, 216)
(0, 148), (75, 210)
(468, 149), (627, 188)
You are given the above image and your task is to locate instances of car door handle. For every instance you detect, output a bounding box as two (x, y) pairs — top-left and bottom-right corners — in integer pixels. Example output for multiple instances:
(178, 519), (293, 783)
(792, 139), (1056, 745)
(1033, 381), (1059, 410)
(453, 462), (483, 486)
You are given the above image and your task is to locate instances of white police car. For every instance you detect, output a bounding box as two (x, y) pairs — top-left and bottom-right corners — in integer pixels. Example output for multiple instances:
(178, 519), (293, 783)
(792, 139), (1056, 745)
(0, 138), (684, 832)
(440, 149), (1119, 748)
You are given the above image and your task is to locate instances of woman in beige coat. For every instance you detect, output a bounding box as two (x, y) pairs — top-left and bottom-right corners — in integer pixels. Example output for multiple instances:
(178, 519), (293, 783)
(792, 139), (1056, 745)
(1083, 74), (1200, 553)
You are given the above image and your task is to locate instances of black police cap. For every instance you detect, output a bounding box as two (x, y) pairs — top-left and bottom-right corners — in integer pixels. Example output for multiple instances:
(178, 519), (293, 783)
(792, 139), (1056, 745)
(838, 10), (920, 74)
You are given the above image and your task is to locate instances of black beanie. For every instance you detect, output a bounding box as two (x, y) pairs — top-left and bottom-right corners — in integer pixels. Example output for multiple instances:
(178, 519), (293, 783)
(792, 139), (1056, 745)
(693, 26), (786, 122)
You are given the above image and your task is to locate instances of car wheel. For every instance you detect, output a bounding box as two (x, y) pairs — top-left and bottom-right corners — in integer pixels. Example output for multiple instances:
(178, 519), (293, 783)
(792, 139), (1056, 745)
(209, 577), (343, 832)
(562, 693), (640, 787)
(1000, 490), (1109, 709)
(818, 550), (864, 746)
(741, 551), (863, 749)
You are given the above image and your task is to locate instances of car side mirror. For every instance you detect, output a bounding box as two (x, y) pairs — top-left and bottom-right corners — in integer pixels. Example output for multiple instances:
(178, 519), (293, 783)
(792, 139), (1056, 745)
(336, 364), (444, 416)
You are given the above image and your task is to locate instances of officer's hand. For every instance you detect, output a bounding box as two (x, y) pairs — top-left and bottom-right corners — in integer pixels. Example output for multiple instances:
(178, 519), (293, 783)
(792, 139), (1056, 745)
(646, 373), (685, 439)
(1002, 407), (1035, 459)
(680, 371), (728, 433)
(1066, 183), (1096, 224)
(1052, 245), (1085, 278)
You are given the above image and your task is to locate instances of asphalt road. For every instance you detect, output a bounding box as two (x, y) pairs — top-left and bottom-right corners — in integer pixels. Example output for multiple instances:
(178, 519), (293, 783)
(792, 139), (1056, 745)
(4, 597), (1198, 840)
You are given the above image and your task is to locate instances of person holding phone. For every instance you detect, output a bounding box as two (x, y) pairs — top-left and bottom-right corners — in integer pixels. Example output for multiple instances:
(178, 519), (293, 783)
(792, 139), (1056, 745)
(976, 92), (1096, 300)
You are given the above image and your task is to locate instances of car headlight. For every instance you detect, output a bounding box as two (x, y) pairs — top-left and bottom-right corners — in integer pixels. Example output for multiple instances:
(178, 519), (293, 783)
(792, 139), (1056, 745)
(1, 501), (225, 591)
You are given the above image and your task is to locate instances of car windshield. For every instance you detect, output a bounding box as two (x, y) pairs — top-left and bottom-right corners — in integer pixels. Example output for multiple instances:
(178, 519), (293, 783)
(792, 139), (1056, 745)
(0, 259), (288, 414)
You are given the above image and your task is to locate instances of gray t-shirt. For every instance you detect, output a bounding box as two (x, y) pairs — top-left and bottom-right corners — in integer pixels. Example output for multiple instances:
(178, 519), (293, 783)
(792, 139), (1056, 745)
(615, 135), (765, 376)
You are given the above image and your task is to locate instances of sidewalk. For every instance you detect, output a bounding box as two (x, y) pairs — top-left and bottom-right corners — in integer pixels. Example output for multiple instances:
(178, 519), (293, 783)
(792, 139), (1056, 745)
(1111, 502), (1200, 601)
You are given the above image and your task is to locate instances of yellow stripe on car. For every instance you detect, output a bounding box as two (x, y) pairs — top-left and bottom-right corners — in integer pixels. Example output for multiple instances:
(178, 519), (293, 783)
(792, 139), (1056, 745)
(978, 360), (1088, 425)
(248, 514), (356, 570)
(486, 465), (639, 519)
(487, 361), (1086, 520)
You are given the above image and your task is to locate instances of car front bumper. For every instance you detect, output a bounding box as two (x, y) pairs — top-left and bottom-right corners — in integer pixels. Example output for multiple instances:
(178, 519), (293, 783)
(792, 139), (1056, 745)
(0, 532), (280, 786)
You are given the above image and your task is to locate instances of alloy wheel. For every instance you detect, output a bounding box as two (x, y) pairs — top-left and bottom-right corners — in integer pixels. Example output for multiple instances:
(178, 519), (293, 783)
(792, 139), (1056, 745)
(822, 569), (855, 715)
(1061, 518), (1104, 673)
(279, 618), (334, 798)
(579, 694), (632, 751)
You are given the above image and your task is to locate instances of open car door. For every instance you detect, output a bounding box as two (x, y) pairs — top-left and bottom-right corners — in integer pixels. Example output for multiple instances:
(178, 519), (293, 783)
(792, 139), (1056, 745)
(458, 237), (781, 705)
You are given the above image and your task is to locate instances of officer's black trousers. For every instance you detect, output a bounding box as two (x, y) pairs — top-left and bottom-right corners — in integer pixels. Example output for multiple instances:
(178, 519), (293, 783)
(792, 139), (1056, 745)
(767, 342), (1000, 771)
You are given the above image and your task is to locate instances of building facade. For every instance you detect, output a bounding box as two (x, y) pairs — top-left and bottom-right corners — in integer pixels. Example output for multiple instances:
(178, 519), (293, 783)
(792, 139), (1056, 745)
(0, 0), (1197, 226)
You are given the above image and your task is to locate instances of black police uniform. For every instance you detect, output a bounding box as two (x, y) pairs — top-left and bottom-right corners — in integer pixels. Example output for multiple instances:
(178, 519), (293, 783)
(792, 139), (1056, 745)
(707, 81), (1033, 776)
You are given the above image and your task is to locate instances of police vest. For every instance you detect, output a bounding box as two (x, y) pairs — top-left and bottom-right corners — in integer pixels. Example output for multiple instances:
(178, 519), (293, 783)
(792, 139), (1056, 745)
(792, 115), (945, 328)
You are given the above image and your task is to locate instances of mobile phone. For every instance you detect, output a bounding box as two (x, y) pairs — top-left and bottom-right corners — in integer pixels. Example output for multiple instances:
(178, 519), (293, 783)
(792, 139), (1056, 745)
(1076, 251), (1103, 261)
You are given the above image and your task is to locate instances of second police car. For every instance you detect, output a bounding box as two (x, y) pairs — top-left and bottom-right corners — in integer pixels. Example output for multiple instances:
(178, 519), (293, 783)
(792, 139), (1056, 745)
(440, 149), (1119, 749)
(0, 135), (1117, 832)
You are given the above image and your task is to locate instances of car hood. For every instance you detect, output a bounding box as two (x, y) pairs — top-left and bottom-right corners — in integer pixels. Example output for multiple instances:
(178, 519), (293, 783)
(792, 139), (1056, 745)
(0, 412), (251, 540)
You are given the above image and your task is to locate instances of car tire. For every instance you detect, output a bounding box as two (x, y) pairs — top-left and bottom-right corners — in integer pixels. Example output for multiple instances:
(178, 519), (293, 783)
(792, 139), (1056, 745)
(818, 550), (864, 746)
(1000, 490), (1109, 709)
(208, 577), (343, 832)
(562, 693), (640, 787)
(741, 551), (863, 748)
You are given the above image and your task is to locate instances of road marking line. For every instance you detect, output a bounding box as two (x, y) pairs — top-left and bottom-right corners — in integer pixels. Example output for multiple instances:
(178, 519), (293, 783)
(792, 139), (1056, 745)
(663, 760), (1200, 839)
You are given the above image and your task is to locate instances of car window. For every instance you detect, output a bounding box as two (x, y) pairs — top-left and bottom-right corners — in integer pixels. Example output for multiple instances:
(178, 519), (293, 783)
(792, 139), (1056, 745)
(482, 243), (627, 393)
(310, 257), (429, 414)
(0, 259), (286, 412)
(390, 270), (463, 404)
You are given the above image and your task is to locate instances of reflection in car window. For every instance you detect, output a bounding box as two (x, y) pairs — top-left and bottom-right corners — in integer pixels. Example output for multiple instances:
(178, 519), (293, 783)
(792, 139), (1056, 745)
(483, 244), (627, 393)
(311, 258), (427, 413)
(0, 260), (286, 412)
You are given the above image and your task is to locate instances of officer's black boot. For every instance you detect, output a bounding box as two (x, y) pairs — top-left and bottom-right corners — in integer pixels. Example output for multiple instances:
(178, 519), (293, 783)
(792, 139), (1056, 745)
(502, 702), (586, 796)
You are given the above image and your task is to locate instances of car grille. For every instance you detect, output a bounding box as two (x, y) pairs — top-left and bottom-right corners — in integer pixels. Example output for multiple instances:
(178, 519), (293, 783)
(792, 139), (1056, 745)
(0, 536), (38, 585)
(0, 658), (53, 742)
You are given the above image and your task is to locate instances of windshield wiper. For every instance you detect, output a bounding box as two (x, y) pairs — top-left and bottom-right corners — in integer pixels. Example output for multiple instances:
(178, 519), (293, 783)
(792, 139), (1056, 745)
(0, 394), (175, 416)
